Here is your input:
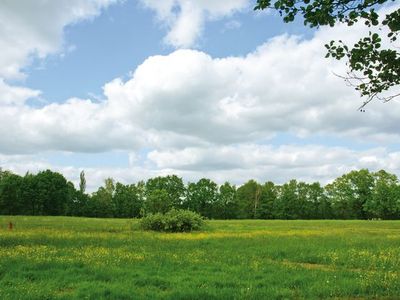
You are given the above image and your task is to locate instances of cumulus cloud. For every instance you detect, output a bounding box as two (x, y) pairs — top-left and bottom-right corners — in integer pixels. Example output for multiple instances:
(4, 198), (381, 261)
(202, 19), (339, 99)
(140, 0), (249, 48)
(2, 145), (400, 191)
(146, 144), (400, 184)
(1, 26), (400, 154)
(1, 2), (400, 188)
(0, 0), (118, 80)
(0, 79), (40, 106)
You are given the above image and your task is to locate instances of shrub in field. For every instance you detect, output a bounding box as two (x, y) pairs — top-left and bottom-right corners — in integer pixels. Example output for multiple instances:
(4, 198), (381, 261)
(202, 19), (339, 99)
(140, 209), (204, 232)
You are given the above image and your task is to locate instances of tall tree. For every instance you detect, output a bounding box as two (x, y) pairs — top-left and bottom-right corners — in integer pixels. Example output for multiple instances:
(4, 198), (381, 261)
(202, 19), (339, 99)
(326, 169), (374, 219)
(0, 172), (23, 215)
(89, 178), (115, 217)
(274, 180), (301, 219)
(364, 170), (400, 219)
(35, 170), (71, 215)
(215, 182), (238, 219)
(145, 175), (185, 209)
(185, 178), (219, 218)
(113, 183), (143, 218)
(258, 181), (277, 219)
(79, 170), (86, 194)
(236, 180), (261, 219)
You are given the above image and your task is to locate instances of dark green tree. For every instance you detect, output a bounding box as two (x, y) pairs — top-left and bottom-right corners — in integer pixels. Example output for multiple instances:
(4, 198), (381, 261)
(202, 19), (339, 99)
(236, 180), (261, 219)
(89, 178), (115, 217)
(258, 181), (277, 219)
(364, 170), (400, 219)
(273, 180), (301, 219)
(0, 172), (23, 215)
(145, 175), (185, 209)
(145, 189), (173, 214)
(326, 169), (374, 219)
(113, 183), (143, 218)
(16, 170), (71, 216)
(215, 182), (238, 219)
(79, 170), (86, 194)
(185, 178), (219, 218)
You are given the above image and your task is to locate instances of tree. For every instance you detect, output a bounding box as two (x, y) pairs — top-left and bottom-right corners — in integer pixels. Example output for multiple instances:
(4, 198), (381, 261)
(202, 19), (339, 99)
(113, 183), (143, 218)
(215, 182), (238, 219)
(326, 169), (374, 219)
(145, 175), (185, 209)
(236, 180), (261, 219)
(89, 178), (115, 217)
(0, 172), (23, 215)
(364, 170), (400, 219)
(255, 0), (400, 108)
(273, 180), (301, 219)
(79, 170), (86, 194)
(34, 170), (71, 215)
(145, 189), (173, 214)
(185, 178), (219, 218)
(258, 181), (277, 219)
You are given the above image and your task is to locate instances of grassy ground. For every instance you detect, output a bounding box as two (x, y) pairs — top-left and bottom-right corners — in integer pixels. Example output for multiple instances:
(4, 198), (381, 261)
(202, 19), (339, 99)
(0, 217), (399, 299)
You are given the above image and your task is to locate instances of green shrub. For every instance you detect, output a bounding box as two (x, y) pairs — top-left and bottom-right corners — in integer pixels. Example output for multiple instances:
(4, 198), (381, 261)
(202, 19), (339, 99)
(140, 209), (204, 232)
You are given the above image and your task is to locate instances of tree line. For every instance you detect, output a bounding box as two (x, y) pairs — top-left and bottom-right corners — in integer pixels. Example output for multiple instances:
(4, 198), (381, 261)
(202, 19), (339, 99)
(0, 168), (399, 219)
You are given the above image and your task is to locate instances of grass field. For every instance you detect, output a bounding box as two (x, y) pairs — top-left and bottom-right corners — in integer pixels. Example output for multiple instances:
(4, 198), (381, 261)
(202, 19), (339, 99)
(0, 217), (399, 299)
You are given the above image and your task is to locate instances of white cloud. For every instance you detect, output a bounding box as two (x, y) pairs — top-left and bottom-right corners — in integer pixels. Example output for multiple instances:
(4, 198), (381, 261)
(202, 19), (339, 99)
(140, 0), (249, 48)
(1, 26), (400, 154)
(0, 0), (118, 80)
(1, 2), (400, 188)
(223, 20), (242, 31)
(0, 79), (40, 106)
(146, 144), (400, 184)
(2, 145), (400, 191)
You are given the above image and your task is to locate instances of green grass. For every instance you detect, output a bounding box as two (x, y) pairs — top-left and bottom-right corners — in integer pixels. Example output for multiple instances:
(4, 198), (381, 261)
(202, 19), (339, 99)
(0, 217), (399, 299)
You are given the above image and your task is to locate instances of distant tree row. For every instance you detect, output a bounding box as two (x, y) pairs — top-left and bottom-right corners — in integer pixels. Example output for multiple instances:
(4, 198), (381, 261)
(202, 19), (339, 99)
(1, 168), (400, 219)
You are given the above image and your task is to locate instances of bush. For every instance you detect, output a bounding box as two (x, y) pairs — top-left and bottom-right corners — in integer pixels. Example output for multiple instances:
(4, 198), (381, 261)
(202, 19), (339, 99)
(140, 209), (204, 232)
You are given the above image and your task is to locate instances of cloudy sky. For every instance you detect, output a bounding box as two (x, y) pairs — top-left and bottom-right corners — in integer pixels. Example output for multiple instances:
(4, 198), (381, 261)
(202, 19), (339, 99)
(1, 0), (399, 191)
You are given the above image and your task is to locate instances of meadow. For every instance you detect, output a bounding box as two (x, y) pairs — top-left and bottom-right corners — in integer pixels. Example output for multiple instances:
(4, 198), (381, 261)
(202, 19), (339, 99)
(0, 217), (399, 299)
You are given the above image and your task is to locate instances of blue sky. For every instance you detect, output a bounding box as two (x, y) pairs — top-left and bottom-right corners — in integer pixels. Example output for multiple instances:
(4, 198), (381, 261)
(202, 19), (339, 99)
(0, 0), (399, 191)
(23, 1), (312, 102)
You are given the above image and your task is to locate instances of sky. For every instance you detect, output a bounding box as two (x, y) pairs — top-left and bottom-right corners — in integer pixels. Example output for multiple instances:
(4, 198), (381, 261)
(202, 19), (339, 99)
(0, 0), (399, 191)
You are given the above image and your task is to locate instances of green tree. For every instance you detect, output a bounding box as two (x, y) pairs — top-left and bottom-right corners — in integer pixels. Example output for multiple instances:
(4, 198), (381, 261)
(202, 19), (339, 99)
(255, 0), (400, 108)
(326, 169), (374, 219)
(89, 178), (115, 217)
(308, 182), (332, 219)
(185, 178), (219, 218)
(215, 182), (238, 219)
(364, 170), (400, 219)
(145, 175), (185, 209)
(236, 180), (261, 219)
(145, 189), (173, 214)
(29, 170), (71, 216)
(113, 183), (143, 218)
(258, 181), (277, 219)
(66, 188), (89, 217)
(273, 180), (301, 219)
(79, 170), (86, 194)
(0, 172), (23, 215)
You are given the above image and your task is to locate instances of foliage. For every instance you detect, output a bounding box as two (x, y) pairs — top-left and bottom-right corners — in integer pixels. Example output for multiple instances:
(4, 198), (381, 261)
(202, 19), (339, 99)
(236, 179), (261, 219)
(1, 168), (400, 220)
(145, 175), (185, 209)
(185, 178), (219, 218)
(326, 169), (375, 219)
(255, 0), (400, 108)
(139, 209), (204, 232)
(79, 170), (86, 193)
